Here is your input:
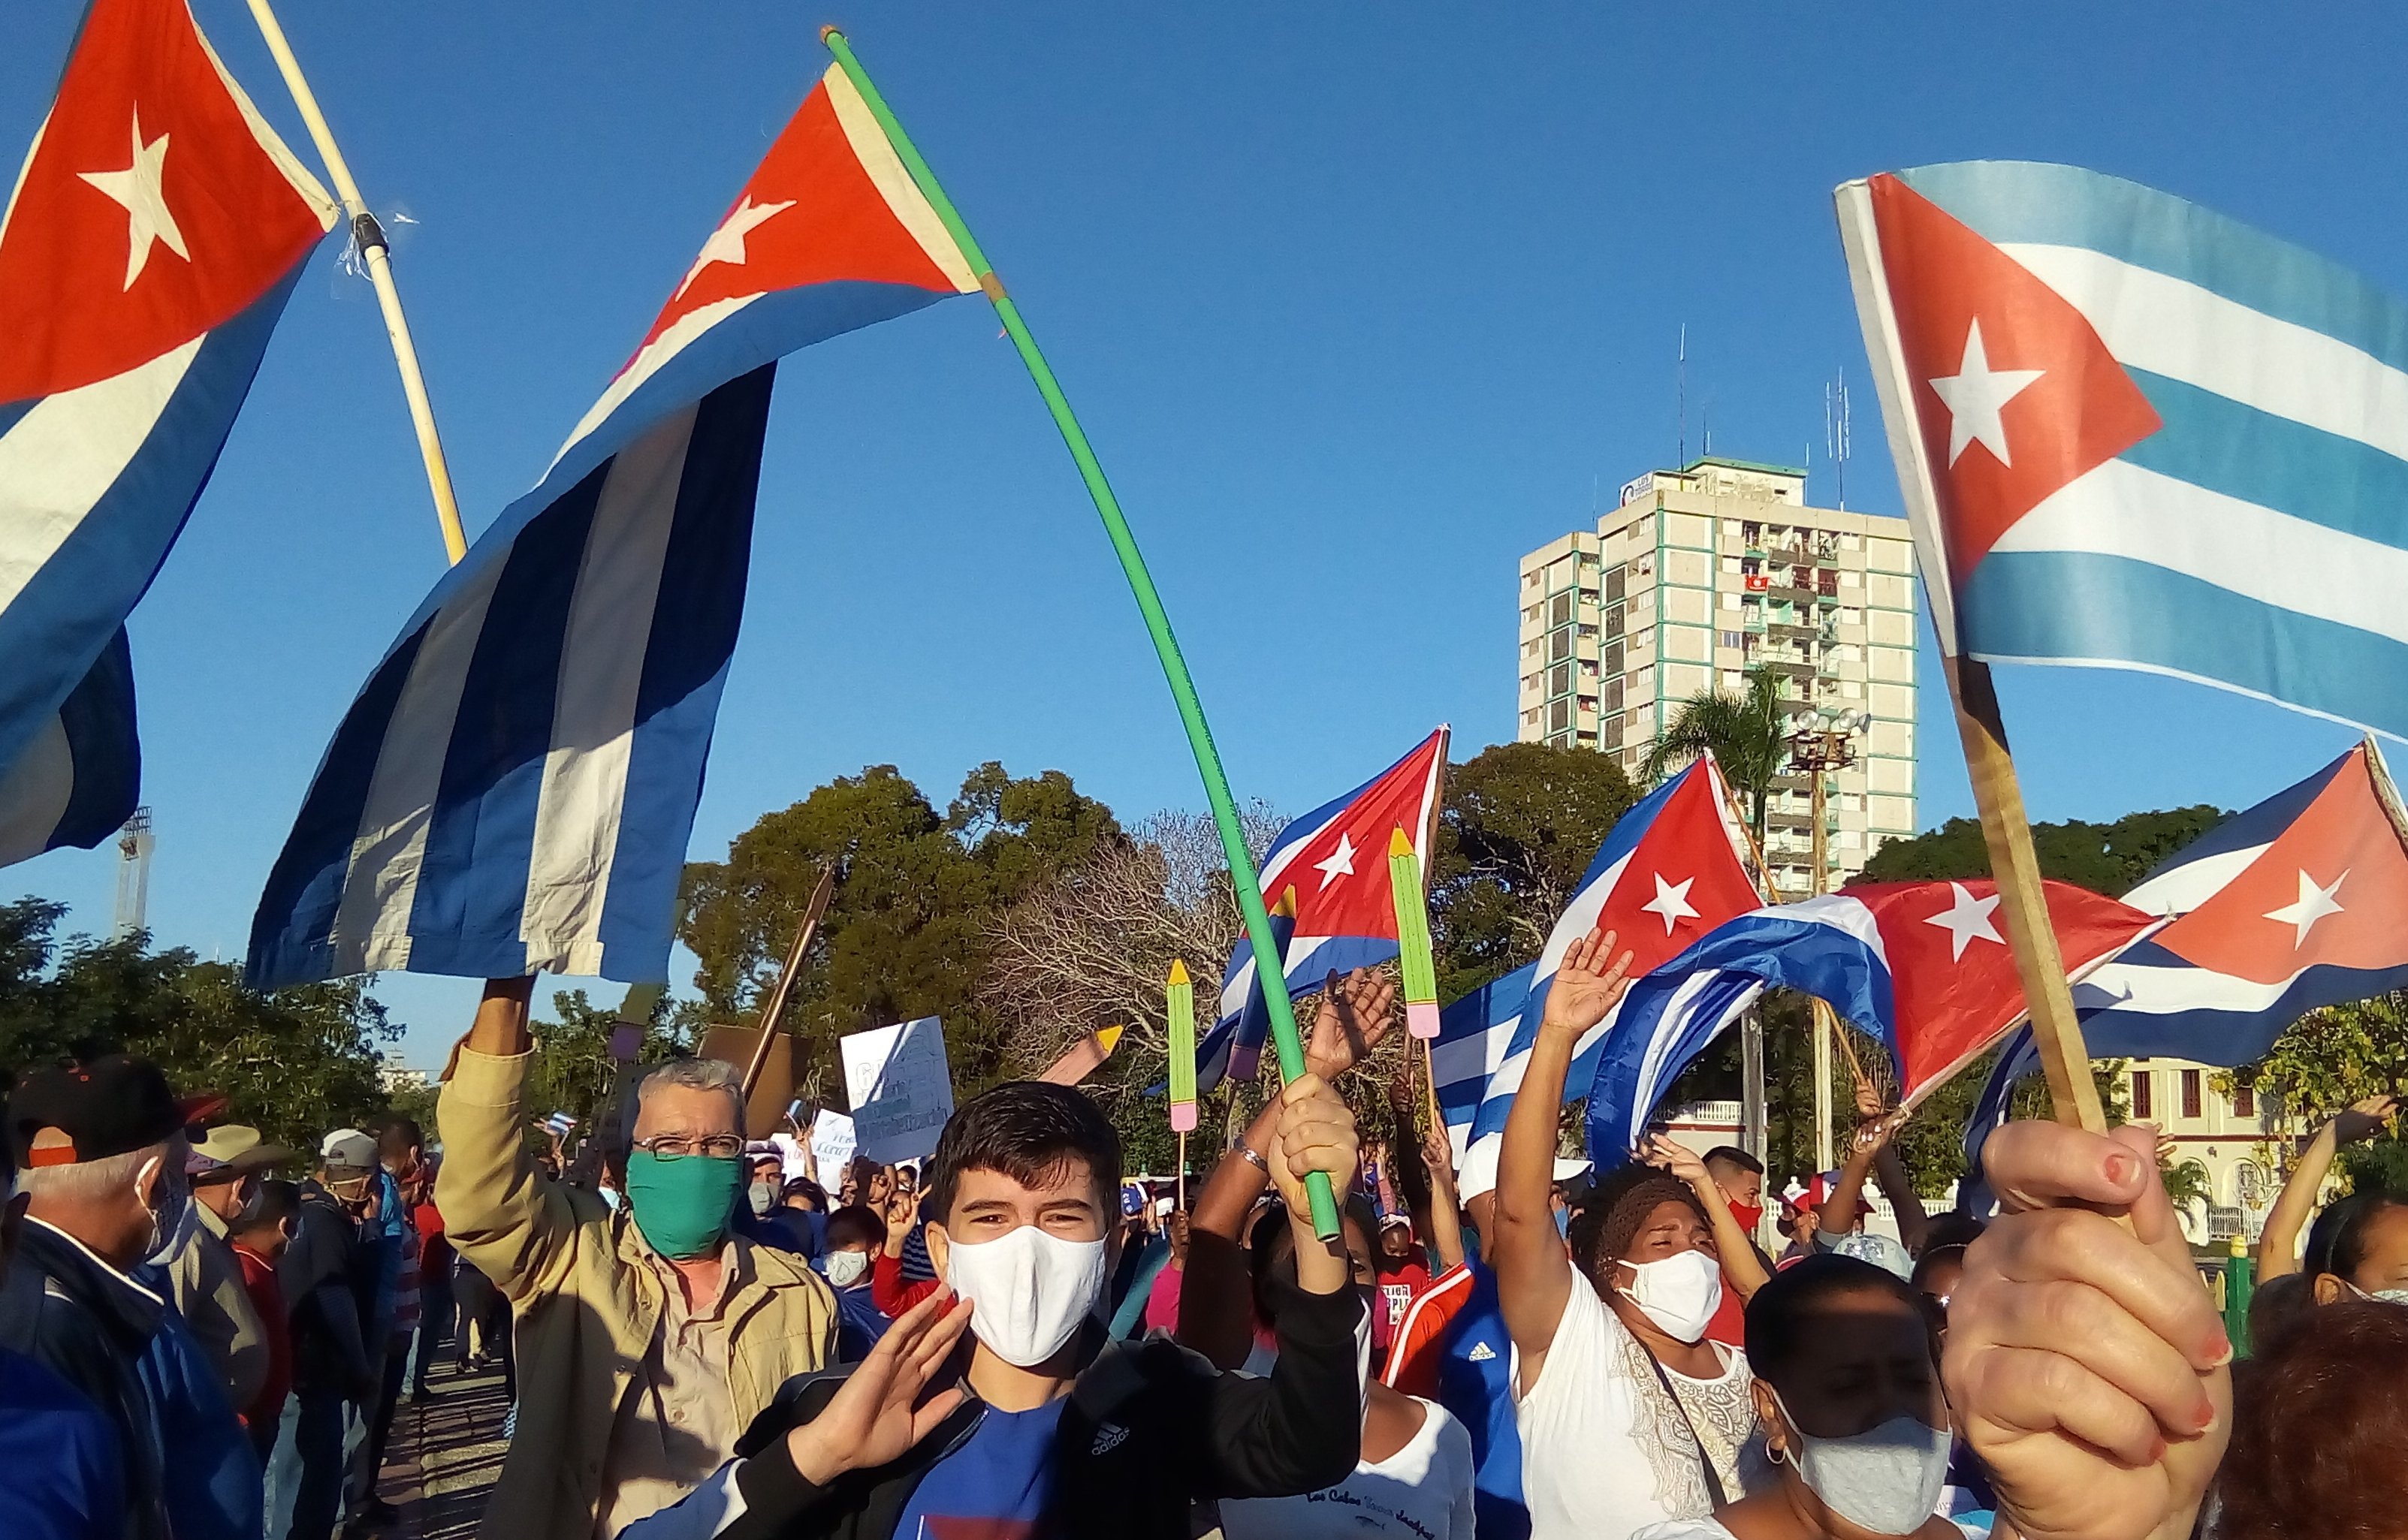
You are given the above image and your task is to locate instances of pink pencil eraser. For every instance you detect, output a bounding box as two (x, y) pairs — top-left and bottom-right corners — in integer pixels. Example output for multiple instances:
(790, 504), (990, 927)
(1408, 1001), (1441, 1040)
(1169, 1104), (1198, 1133)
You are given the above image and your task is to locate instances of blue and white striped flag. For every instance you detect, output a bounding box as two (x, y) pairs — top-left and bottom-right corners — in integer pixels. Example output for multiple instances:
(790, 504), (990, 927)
(1839, 161), (2408, 735)
(0, 629), (138, 869)
(247, 65), (982, 987)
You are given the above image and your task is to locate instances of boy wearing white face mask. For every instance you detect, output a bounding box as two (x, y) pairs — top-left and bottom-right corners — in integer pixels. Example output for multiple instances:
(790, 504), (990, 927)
(813, 1206), (891, 1363)
(617, 1074), (1367, 1540)
(1633, 1254), (1963, 1540)
(1491, 930), (1772, 1540)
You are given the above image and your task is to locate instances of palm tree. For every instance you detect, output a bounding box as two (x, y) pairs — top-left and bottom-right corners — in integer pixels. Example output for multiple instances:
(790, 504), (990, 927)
(1640, 664), (1790, 839)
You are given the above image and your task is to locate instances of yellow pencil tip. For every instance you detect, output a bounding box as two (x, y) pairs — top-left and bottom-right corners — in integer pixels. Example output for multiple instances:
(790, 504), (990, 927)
(1273, 887), (1296, 918)
(1096, 1025), (1123, 1053)
(1166, 959), (1190, 986)
(1388, 827), (1414, 857)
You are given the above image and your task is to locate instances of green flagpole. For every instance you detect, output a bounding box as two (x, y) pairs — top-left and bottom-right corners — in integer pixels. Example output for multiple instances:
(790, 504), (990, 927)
(822, 27), (1339, 1240)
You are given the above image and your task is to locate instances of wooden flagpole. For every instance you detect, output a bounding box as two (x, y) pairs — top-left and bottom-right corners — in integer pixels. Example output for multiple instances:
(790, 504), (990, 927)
(1942, 657), (2107, 1130)
(742, 865), (838, 1098)
(822, 27), (1339, 1237)
(243, 0), (470, 565)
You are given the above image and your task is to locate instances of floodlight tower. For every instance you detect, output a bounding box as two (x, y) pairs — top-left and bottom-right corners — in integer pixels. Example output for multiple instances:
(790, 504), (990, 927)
(113, 807), (155, 940)
(1789, 710), (1865, 1170)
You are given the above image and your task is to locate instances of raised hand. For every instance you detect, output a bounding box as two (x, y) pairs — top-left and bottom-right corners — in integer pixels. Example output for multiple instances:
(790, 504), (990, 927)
(1851, 1106), (1910, 1157)
(1944, 1121), (2231, 1540)
(1640, 1132), (1711, 1192)
(2334, 1092), (2401, 1144)
(1271, 1071), (1362, 1213)
(1305, 966), (1399, 1081)
(1420, 1120), (1456, 1186)
(784, 1288), (972, 1484)
(1537, 928), (1635, 1042)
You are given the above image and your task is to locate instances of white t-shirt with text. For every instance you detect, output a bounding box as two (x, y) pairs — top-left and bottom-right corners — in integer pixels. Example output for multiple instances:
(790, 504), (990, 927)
(1220, 1394), (1477, 1540)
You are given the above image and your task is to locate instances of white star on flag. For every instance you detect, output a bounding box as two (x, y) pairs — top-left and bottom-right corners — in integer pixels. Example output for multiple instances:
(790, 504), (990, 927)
(675, 194), (795, 297)
(1313, 833), (1356, 891)
(78, 106), (189, 291)
(2263, 868), (2347, 948)
(1927, 318), (2044, 467)
(1640, 872), (1699, 935)
(1924, 881), (2004, 961)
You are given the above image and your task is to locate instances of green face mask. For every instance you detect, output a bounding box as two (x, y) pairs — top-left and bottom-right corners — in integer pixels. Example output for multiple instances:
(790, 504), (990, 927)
(622, 1151), (743, 1260)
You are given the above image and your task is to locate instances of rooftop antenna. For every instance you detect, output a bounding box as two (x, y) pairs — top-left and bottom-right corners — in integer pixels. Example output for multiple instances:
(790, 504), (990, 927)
(113, 807), (154, 940)
(1676, 324), (1688, 466)
(1824, 364), (1854, 511)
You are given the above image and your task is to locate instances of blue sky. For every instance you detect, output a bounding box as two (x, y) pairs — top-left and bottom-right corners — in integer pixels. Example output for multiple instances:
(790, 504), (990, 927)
(4, 2), (2400, 1071)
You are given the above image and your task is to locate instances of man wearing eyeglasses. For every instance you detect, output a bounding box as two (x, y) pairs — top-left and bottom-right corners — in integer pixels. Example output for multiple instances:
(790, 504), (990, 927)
(436, 978), (837, 1540)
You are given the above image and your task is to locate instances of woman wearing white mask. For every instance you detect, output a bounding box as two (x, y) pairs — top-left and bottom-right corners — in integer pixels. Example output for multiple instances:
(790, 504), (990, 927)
(1493, 928), (1771, 1540)
(1634, 1254), (1964, 1540)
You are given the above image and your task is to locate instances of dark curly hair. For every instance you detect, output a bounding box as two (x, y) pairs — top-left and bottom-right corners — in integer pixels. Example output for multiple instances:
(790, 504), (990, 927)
(2214, 1300), (2408, 1539)
(1568, 1162), (1707, 1286)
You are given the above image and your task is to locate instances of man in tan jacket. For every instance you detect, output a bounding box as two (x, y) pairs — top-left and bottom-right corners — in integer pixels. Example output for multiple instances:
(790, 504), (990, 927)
(436, 978), (836, 1540)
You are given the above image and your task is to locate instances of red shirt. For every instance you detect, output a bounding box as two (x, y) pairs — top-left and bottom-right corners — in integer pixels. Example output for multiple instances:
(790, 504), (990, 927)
(1374, 1258), (1432, 1357)
(871, 1250), (940, 1318)
(231, 1242), (291, 1431)
(414, 1198), (451, 1282)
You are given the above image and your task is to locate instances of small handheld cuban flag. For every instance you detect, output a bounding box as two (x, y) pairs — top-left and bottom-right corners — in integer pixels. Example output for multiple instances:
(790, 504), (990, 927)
(248, 64), (982, 987)
(1199, 728), (1447, 1089)
(1837, 162), (2408, 737)
(1582, 878), (2156, 1167)
(0, 0), (335, 867)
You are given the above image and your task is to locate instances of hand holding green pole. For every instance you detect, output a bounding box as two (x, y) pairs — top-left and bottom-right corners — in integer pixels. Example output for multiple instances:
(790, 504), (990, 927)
(822, 27), (1339, 1238)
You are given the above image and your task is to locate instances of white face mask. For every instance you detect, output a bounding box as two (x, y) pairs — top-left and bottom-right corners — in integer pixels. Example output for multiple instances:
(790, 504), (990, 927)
(824, 1249), (871, 1288)
(1616, 1247), (1723, 1343)
(941, 1223), (1109, 1367)
(1772, 1385), (1951, 1536)
(748, 1180), (777, 1216)
(599, 1186), (622, 1211)
(2348, 1281), (2408, 1305)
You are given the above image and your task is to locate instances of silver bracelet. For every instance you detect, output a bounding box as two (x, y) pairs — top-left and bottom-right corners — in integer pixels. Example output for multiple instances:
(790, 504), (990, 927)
(1238, 1144), (1272, 1177)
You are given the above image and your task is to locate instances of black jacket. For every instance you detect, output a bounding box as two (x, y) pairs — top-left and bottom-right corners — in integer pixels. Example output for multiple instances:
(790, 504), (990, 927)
(720, 1276), (1364, 1540)
(0, 1216), (170, 1540)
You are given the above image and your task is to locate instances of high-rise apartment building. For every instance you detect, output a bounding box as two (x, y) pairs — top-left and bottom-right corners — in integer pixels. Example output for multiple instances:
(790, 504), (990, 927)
(1516, 457), (1921, 896)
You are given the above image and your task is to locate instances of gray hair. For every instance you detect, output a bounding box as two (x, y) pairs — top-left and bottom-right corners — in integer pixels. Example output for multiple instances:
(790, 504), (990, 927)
(604, 1058), (747, 1164)
(16, 1139), (174, 1204)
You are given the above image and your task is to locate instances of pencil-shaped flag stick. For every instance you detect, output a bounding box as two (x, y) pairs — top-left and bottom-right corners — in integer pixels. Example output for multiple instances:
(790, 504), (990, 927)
(1388, 829), (1440, 1039)
(1166, 960), (1198, 1133)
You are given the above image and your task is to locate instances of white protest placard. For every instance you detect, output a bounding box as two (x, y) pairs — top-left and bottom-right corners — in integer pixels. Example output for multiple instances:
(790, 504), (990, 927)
(840, 1016), (953, 1165)
(808, 1110), (856, 1177)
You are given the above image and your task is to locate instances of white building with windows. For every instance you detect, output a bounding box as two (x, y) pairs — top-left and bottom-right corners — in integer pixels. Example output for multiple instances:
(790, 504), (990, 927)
(1517, 457), (1921, 894)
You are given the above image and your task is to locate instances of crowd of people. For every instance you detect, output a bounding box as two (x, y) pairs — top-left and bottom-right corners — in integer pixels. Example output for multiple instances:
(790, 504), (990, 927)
(1, 938), (2403, 1540)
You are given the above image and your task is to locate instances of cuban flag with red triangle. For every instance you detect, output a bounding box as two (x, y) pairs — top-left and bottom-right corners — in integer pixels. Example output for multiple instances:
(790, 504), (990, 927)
(249, 62), (982, 988)
(1451, 755), (1760, 1196)
(1203, 728), (1447, 1089)
(1836, 162), (2408, 739)
(1969, 740), (2408, 1165)
(1584, 877), (2156, 1165)
(0, 0), (335, 866)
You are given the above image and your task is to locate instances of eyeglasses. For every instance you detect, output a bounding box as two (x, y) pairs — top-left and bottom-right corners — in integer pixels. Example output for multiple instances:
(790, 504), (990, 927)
(632, 1134), (744, 1160)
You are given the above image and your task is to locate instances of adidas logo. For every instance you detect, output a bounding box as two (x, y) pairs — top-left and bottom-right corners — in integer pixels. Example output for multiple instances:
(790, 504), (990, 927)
(1467, 1340), (1497, 1363)
(1091, 1422), (1131, 1456)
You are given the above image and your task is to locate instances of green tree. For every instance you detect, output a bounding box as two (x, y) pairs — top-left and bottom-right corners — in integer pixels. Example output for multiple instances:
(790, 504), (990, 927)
(1430, 741), (1638, 999)
(0, 897), (400, 1154)
(1854, 806), (2227, 894)
(679, 761), (1120, 1097)
(519, 987), (700, 1140)
(1642, 665), (1787, 837)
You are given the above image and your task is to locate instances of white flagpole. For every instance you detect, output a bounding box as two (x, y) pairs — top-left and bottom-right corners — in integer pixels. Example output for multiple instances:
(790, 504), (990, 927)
(243, 0), (469, 566)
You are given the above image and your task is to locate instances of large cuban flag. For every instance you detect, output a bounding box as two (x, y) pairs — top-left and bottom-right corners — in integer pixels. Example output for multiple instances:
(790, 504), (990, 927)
(0, 0), (335, 866)
(1201, 728), (1448, 1090)
(1585, 878), (2155, 1165)
(1969, 740), (2408, 1151)
(1451, 756), (1759, 1194)
(1836, 162), (2408, 737)
(248, 64), (982, 987)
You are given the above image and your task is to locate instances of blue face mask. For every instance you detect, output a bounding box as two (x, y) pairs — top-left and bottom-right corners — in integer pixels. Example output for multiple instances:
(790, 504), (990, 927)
(1554, 1206), (1571, 1239)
